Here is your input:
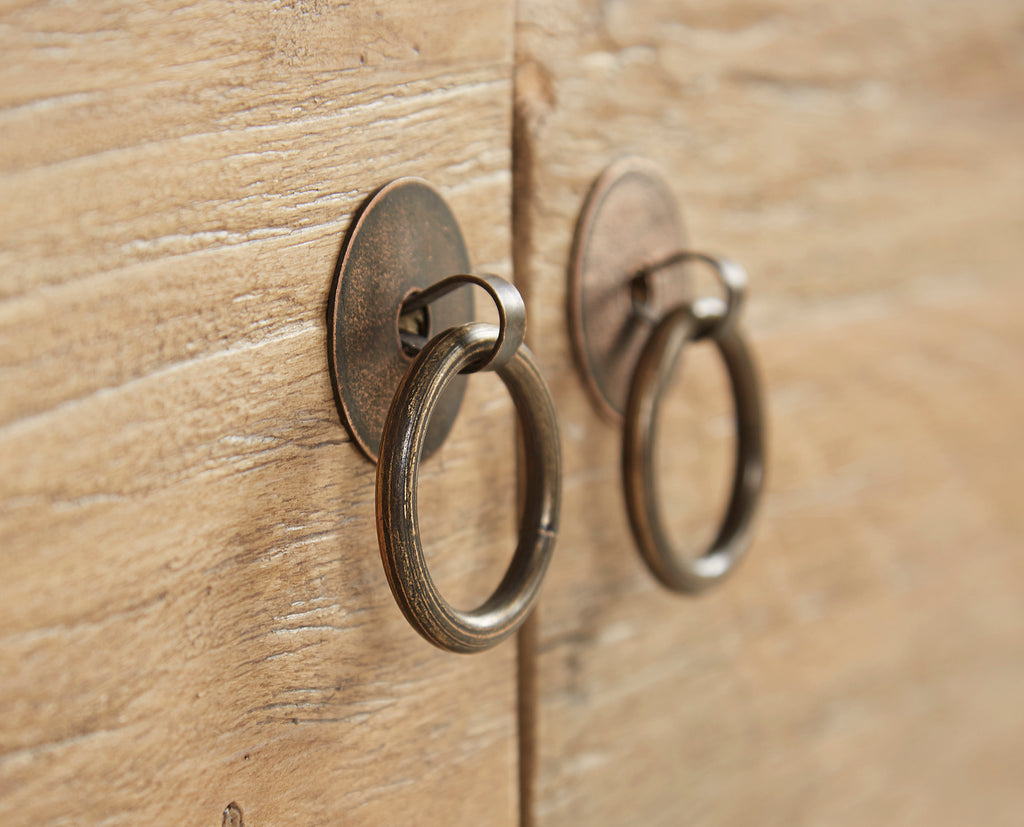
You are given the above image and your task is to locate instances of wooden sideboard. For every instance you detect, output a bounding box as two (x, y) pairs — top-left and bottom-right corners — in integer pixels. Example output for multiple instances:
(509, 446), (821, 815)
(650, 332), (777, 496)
(2, 1), (1022, 824)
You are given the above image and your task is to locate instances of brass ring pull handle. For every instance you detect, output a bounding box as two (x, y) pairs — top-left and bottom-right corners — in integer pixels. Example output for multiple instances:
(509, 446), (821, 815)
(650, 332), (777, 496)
(569, 159), (767, 594)
(378, 322), (560, 652)
(329, 178), (561, 652)
(624, 254), (765, 592)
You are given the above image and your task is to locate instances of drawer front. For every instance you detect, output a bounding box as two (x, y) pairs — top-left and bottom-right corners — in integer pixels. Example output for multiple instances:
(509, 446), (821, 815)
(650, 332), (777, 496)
(0, 3), (520, 824)
(513, 1), (1024, 824)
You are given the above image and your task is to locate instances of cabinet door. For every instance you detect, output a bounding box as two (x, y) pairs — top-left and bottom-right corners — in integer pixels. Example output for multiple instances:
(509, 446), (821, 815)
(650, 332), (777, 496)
(0, 3), (521, 824)
(514, 1), (1024, 824)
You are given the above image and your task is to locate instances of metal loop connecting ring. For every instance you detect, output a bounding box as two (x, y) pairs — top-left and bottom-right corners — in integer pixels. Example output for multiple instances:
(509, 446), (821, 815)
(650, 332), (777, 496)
(636, 251), (748, 338)
(623, 254), (765, 593)
(400, 273), (526, 373)
(377, 322), (561, 653)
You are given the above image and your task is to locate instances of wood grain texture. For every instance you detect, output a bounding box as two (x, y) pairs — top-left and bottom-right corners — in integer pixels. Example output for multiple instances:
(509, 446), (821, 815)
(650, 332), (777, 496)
(514, 0), (1024, 824)
(0, 2), (521, 824)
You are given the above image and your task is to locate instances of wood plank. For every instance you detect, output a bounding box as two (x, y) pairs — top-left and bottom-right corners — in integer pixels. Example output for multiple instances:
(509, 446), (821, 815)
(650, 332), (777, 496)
(0, 2), (520, 824)
(513, 0), (1024, 823)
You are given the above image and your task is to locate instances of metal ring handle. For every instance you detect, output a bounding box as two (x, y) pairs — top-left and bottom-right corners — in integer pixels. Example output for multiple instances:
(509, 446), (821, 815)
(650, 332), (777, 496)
(377, 322), (561, 652)
(623, 304), (765, 592)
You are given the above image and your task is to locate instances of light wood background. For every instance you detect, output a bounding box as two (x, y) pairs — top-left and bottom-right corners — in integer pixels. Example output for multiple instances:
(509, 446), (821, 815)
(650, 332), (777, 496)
(3, 1), (1024, 825)
(0, 2), (520, 824)
(514, 0), (1024, 825)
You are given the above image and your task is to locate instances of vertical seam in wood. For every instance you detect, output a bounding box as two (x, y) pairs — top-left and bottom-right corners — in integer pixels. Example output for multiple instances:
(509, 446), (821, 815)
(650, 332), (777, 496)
(512, 1), (539, 823)
(516, 606), (539, 827)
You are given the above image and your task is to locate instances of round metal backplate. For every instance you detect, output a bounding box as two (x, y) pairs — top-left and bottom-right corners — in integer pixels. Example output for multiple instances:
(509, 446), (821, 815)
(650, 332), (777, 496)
(569, 159), (692, 423)
(329, 178), (473, 463)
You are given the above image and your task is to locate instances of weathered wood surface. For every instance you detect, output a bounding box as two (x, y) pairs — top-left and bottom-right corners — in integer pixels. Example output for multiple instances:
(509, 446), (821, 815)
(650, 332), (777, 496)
(514, 1), (1024, 824)
(0, 2), (520, 824)
(5, 1), (1024, 823)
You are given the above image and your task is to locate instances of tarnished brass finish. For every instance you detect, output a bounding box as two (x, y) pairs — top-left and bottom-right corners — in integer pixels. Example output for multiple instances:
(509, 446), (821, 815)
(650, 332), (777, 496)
(623, 296), (765, 593)
(569, 158), (693, 423)
(571, 161), (766, 593)
(329, 178), (560, 652)
(329, 178), (474, 463)
(377, 323), (561, 653)
(636, 251), (749, 337)
(400, 273), (526, 372)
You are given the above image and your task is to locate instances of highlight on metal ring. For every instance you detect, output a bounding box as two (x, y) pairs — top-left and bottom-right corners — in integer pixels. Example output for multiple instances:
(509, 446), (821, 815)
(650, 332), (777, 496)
(623, 300), (765, 592)
(377, 322), (561, 653)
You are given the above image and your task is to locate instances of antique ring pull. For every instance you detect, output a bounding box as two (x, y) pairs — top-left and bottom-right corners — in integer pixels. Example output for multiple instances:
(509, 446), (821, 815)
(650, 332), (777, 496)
(569, 159), (766, 593)
(329, 178), (561, 652)
(623, 254), (764, 592)
(378, 320), (560, 652)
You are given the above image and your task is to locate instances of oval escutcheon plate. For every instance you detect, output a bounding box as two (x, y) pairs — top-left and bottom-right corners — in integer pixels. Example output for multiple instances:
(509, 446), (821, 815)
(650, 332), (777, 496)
(329, 179), (474, 463)
(569, 158), (693, 423)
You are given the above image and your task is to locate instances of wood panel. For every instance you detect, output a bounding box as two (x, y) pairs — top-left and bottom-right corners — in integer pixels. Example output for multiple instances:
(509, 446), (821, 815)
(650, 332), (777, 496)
(513, 1), (1024, 824)
(0, 2), (521, 824)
